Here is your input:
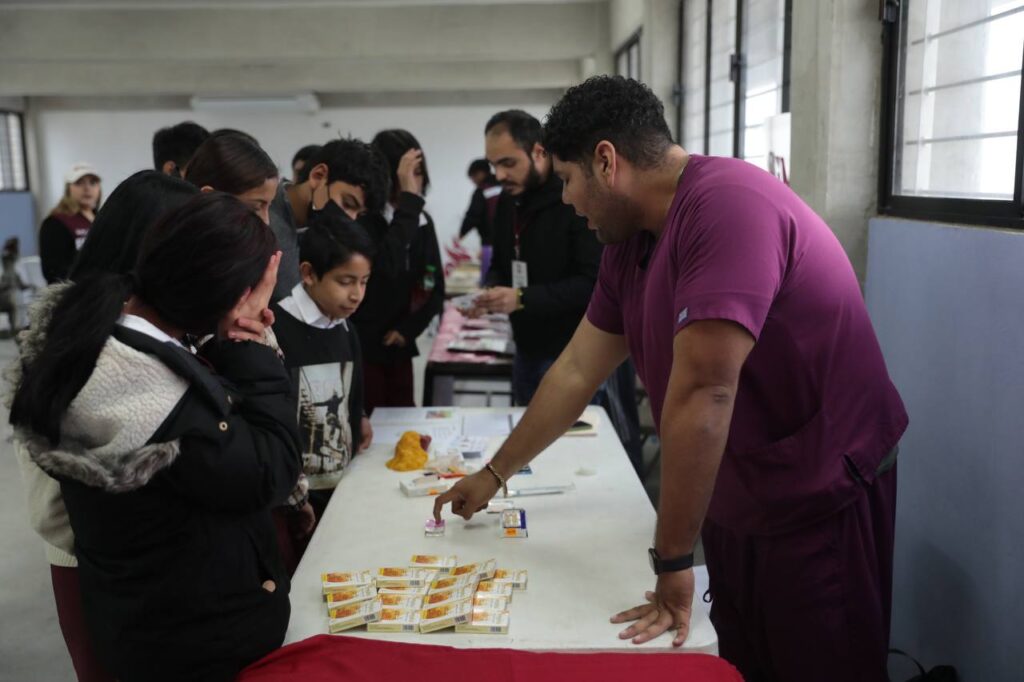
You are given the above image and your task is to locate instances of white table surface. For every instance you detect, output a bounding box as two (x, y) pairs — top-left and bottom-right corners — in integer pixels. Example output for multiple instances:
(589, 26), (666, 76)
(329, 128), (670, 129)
(285, 406), (718, 653)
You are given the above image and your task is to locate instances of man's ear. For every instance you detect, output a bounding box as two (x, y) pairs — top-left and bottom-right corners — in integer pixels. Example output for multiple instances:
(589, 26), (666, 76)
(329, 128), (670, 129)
(530, 142), (547, 165)
(594, 140), (617, 184)
(307, 163), (329, 190)
(161, 160), (177, 176)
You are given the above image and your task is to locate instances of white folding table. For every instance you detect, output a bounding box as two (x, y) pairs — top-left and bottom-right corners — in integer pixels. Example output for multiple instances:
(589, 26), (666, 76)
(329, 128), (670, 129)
(285, 406), (718, 653)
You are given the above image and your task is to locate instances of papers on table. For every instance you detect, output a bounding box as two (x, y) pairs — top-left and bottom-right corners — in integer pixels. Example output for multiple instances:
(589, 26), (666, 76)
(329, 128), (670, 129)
(462, 412), (514, 439)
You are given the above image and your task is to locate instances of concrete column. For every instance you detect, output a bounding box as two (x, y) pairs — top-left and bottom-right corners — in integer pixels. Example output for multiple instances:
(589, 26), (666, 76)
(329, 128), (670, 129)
(789, 0), (883, 281)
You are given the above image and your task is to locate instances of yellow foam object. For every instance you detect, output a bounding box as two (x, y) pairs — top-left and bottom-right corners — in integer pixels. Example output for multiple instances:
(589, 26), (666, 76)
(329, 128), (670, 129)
(386, 431), (429, 471)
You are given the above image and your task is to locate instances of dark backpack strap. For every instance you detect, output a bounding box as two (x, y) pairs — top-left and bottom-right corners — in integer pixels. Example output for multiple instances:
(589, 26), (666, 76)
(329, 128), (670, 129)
(889, 648), (927, 680)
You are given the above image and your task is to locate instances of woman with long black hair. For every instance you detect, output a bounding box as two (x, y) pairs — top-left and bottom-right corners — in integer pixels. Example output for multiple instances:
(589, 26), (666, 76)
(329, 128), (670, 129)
(9, 192), (300, 682)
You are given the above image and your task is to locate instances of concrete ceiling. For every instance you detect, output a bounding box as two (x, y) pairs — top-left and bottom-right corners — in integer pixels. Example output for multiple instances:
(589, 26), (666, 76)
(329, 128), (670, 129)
(0, 0), (612, 97)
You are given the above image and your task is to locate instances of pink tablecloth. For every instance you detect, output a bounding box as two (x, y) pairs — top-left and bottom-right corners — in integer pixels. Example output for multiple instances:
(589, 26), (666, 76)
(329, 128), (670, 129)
(428, 305), (512, 366)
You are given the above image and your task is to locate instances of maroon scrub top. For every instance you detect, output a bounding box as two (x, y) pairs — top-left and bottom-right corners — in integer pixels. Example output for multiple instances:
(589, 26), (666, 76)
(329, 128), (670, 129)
(587, 155), (907, 534)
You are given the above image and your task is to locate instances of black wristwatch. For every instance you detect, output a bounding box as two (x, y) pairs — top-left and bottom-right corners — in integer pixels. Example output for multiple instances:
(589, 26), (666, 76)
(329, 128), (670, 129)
(649, 548), (694, 575)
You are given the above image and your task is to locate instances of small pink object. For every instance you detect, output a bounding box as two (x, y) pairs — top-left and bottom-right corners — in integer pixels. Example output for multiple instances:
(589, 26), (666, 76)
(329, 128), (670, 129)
(424, 519), (446, 537)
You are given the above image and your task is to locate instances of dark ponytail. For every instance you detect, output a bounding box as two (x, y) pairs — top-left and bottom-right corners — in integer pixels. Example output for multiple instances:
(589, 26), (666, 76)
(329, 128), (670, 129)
(10, 273), (132, 445)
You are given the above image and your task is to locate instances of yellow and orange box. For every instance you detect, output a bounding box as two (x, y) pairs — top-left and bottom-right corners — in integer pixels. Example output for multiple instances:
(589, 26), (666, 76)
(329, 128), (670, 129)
(409, 554), (458, 574)
(375, 567), (438, 589)
(428, 574), (480, 593)
(472, 593), (510, 610)
(449, 559), (496, 581)
(454, 608), (511, 635)
(328, 598), (382, 633)
(491, 569), (528, 590)
(325, 585), (377, 614)
(367, 607), (422, 633)
(377, 592), (426, 610)
(378, 584), (430, 597)
(422, 586), (476, 609)
(419, 599), (474, 633)
(476, 580), (514, 600)
(321, 570), (374, 596)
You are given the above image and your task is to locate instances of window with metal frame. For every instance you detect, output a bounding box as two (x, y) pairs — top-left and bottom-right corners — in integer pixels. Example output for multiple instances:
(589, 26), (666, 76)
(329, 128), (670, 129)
(681, 0), (709, 152)
(615, 30), (643, 81)
(676, 0), (791, 165)
(0, 111), (28, 192)
(879, 0), (1024, 228)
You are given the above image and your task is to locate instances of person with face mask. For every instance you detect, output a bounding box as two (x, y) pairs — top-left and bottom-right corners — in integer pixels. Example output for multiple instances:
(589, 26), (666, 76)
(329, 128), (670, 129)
(39, 162), (103, 283)
(471, 110), (602, 407)
(274, 138), (389, 303)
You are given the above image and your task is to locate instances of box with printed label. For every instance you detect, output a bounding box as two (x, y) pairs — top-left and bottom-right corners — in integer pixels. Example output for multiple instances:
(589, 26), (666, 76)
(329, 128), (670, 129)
(367, 607), (422, 633)
(428, 574), (479, 593)
(328, 599), (381, 633)
(449, 559), (496, 581)
(422, 586), (475, 609)
(419, 599), (473, 633)
(377, 592), (425, 610)
(375, 567), (438, 589)
(491, 569), (528, 590)
(472, 593), (509, 610)
(476, 580), (514, 599)
(321, 571), (373, 596)
(409, 554), (458, 573)
(454, 608), (511, 635)
(325, 585), (377, 614)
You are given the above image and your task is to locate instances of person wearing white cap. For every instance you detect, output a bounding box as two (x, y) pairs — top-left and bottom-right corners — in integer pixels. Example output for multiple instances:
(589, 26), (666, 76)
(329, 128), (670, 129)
(39, 161), (102, 283)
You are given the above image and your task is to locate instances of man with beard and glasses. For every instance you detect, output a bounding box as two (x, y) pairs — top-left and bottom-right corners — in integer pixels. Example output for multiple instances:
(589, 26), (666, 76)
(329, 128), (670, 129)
(471, 110), (603, 406)
(436, 77), (907, 682)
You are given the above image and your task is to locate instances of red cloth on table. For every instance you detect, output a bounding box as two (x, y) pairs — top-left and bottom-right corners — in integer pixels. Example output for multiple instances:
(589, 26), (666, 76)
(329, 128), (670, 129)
(237, 635), (742, 681)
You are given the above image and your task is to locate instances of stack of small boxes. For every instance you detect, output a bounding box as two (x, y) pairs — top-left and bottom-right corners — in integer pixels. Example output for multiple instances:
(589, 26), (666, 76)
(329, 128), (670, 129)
(321, 556), (527, 635)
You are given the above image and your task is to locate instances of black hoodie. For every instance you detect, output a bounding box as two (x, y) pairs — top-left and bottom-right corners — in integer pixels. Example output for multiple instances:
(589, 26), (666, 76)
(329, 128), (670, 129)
(486, 174), (602, 360)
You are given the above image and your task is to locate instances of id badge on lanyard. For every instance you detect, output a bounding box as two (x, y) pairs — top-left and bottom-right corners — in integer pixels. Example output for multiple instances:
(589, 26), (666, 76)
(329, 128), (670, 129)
(512, 260), (528, 289)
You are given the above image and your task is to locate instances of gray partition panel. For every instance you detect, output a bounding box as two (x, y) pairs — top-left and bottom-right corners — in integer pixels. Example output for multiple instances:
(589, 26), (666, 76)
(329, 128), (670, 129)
(865, 217), (1024, 681)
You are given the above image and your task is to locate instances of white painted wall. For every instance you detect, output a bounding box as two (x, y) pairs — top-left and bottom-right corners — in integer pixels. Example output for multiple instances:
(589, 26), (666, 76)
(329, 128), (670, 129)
(30, 100), (554, 251)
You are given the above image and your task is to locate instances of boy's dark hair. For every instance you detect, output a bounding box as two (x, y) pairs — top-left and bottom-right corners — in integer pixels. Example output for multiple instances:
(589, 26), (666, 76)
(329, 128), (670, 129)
(467, 159), (492, 177)
(11, 193), (274, 445)
(371, 129), (430, 197)
(484, 110), (543, 154)
(184, 131), (279, 195)
(311, 138), (390, 213)
(543, 75), (673, 169)
(292, 144), (322, 181)
(71, 170), (199, 281)
(300, 213), (375, 278)
(152, 121), (210, 173)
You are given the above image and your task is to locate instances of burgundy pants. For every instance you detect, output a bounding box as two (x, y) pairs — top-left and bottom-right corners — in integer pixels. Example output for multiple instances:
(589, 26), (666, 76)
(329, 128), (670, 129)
(50, 565), (116, 682)
(701, 466), (897, 682)
(363, 359), (415, 412)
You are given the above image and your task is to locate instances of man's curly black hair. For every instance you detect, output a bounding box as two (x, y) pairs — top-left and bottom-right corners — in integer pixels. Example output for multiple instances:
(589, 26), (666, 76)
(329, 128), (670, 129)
(543, 76), (673, 170)
(310, 137), (391, 213)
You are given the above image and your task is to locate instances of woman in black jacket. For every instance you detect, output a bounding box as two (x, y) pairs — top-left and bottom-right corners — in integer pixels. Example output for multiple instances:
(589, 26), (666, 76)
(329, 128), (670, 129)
(9, 193), (301, 682)
(352, 129), (445, 409)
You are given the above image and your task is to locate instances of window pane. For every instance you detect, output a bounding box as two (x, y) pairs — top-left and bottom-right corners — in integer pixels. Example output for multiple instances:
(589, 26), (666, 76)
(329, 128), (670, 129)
(708, 0), (736, 156)
(742, 0), (786, 169)
(0, 113), (29, 192)
(895, 0), (1023, 200)
(683, 0), (708, 153)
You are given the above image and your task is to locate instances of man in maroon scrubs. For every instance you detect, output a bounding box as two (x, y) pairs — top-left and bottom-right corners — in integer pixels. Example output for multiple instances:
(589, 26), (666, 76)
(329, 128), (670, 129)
(434, 76), (906, 681)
